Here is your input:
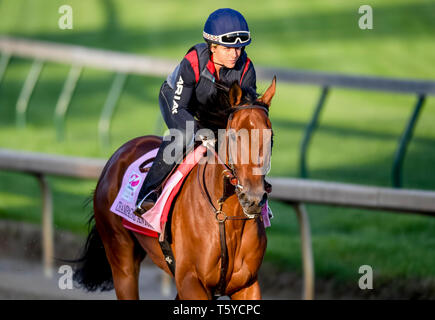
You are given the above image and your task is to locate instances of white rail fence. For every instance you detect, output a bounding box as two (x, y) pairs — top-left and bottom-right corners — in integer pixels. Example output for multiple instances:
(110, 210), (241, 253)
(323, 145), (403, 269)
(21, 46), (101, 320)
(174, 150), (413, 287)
(1, 37), (435, 299)
(2, 36), (435, 185)
(1, 148), (434, 299)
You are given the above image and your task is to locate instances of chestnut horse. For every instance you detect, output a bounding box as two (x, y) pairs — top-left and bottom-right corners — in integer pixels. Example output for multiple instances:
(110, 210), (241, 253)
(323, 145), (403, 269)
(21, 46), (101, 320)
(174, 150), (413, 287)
(73, 78), (276, 299)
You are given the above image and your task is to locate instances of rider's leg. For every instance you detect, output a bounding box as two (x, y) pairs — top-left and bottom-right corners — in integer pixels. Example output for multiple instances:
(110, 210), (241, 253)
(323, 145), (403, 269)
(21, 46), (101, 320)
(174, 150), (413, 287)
(135, 82), (195, 214)
(136, 139), (174, 204)
(134, 131), (193, 215)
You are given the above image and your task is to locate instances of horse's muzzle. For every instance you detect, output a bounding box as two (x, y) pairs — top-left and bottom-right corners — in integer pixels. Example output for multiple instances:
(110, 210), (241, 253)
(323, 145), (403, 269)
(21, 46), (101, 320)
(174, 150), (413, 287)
(238, 191), (268, 215)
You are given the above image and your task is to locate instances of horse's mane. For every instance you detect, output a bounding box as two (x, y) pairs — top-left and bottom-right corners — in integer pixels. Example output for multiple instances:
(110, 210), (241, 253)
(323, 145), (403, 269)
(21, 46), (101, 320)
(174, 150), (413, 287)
(193, 81), (266, 133)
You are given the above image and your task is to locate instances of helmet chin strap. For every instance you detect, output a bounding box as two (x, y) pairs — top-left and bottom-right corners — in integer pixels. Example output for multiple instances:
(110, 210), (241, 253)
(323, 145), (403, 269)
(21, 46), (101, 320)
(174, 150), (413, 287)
(214, 61), (226, 67)
(211, 53), (226, 68)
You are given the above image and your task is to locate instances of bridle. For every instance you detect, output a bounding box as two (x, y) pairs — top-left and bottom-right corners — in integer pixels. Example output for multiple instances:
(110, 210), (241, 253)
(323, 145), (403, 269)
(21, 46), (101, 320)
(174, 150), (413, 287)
(196, 103), (270, 297)
(198, 104), (270, 219)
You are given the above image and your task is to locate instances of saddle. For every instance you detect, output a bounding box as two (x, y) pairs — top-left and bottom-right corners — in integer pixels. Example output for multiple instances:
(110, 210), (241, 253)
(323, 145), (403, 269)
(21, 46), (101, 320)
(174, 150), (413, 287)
(110, 142), (273, 278)
(111, 144), (207, 236)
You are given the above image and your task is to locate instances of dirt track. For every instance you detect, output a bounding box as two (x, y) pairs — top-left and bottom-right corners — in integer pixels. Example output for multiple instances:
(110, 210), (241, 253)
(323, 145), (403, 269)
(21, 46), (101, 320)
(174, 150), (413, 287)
(0, 220), (286, 300)
(2, 219), (432, 299)
(0, 257), (178, 300)
(0, 220), (177, 299)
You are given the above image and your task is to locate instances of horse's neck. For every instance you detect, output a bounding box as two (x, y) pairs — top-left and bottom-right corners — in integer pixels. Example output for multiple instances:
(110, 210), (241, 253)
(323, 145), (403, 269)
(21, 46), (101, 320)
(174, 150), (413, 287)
(206, 161), (225, 201)
(206, 162), (244, 216)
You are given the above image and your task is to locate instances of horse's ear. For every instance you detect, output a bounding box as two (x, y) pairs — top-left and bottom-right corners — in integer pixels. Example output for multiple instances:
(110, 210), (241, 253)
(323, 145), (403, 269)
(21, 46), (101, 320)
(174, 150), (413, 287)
(258, 76), (276, 107)
(229, 81), (242, 107)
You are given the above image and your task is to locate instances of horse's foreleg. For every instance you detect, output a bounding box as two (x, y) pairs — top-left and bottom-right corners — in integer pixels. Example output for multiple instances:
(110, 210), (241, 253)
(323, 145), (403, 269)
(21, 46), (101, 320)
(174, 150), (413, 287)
(176, 271), (211, 300)
(230, 279), (261, 300)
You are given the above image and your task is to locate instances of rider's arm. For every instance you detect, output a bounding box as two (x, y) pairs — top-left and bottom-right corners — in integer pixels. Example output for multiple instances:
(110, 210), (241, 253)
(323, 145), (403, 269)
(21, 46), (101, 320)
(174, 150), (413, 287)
(167, 58), (198, 131)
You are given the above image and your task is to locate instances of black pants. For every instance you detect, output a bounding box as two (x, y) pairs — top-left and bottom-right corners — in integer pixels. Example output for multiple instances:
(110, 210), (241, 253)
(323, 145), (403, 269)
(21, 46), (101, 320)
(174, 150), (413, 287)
(136, 82), (195, 204)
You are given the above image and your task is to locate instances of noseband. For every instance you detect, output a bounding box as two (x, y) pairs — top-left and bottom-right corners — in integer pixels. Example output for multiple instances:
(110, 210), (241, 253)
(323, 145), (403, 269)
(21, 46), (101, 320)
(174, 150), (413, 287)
(196, 104), (270, 297)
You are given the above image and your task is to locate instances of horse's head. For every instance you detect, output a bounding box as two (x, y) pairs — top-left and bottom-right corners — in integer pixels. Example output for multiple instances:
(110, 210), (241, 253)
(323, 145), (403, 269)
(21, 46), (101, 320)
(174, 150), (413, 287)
(224, 77), (276, 216)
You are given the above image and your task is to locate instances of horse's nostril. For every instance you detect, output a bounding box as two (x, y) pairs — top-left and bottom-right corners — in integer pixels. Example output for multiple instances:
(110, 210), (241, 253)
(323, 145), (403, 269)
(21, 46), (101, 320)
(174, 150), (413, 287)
(239, 192), (267, 210)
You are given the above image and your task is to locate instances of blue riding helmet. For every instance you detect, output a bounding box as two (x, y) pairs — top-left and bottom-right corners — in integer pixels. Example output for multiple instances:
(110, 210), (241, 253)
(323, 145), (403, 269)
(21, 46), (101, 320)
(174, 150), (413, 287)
(203, 8), (251, 48)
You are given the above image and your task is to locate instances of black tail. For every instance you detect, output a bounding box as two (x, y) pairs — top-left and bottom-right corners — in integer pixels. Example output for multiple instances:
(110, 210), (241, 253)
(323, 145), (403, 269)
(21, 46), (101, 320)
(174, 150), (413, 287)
(73, 222), (114, 291)
(73, 196), (114, 291)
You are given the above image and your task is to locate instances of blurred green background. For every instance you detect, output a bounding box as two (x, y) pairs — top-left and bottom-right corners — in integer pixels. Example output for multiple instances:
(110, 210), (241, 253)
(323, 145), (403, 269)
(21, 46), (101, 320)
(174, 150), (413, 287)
(0, 0), (434, 296)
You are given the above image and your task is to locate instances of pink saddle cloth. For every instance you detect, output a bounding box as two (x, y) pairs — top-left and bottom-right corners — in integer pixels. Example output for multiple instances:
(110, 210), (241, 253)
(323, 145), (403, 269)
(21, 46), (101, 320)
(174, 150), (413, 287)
(110, 145), (272, 239)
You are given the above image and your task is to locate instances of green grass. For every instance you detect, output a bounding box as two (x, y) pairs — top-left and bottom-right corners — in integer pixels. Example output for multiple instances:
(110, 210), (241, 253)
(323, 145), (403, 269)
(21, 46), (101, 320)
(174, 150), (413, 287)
(0, 0), (435, 290)
(266, 202), (435, 284)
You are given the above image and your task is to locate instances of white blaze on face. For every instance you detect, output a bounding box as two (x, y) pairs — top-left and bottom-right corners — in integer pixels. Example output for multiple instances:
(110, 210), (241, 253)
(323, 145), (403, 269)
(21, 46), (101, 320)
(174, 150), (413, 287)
(251, 128), (272, 176)
(228, 128), (250, 166)
(228, 128), (272, 176)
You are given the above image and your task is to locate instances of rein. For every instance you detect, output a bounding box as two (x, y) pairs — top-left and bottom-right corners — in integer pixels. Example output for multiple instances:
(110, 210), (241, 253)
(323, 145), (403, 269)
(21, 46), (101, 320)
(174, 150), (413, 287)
(196, 104), (269, 297)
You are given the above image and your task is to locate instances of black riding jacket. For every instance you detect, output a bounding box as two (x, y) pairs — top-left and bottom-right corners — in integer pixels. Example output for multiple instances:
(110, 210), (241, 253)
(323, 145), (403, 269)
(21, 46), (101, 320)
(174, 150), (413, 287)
(163, 43), (257, 130)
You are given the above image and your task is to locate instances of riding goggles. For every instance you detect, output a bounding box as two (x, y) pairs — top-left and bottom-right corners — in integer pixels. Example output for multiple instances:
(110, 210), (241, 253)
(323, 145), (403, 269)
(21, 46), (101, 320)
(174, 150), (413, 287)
(203, 31), (251, 45)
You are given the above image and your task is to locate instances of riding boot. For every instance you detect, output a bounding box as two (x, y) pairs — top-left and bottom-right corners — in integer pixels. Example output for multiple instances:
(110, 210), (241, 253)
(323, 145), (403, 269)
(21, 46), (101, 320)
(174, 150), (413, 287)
(134, 139), (183, 216)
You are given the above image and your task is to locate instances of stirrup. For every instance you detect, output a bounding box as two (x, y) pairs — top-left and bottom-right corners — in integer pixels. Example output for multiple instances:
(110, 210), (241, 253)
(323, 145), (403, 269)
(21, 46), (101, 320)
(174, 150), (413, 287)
(133, 191), (157, 217)
(133, 199), (155, 217)
(133, 205), (144, 217)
